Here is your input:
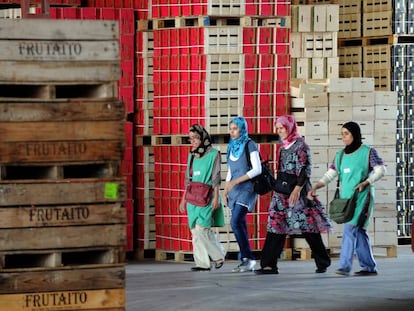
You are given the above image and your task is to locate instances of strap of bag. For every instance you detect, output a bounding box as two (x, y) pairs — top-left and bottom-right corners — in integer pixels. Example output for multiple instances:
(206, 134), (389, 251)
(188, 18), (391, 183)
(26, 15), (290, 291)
(244, 140), (262, 169)
(188, 155), (194, 181)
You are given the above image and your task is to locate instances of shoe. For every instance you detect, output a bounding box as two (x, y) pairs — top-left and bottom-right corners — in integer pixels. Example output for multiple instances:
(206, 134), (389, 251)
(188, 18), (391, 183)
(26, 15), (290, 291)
(335, 268), (350, 276)
(254, 268), (279, 275)
(191, 267), (211, 272)
(354, 270), (378, 276)
(315, 268), (327, 273)
(214, 259), (224, 269)
(232, 258), (256, 273)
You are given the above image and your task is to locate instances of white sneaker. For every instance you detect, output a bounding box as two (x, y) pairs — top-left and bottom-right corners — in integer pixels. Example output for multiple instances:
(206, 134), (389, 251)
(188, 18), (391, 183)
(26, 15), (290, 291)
(232, 258), (256, 273)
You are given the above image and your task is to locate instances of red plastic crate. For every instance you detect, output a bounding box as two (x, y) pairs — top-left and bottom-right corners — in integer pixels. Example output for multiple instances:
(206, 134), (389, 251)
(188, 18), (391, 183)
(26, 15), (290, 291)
(243, 27), (256, 54)
(120, 34), (135, 61)
(125, 224), (133, 251)
(125, 198), (134, 224)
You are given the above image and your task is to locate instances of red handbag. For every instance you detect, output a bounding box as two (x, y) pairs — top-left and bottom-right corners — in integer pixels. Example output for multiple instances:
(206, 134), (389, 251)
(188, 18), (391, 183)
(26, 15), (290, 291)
(184, 155), (213, 207)
(185, 181), (213, 207)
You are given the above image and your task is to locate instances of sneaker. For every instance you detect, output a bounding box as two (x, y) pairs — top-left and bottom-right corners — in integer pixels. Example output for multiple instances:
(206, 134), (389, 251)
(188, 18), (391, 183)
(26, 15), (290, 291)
(354, 270), (378, 276)
(232, 258), (256, 273)
(335, 268), (350, 276)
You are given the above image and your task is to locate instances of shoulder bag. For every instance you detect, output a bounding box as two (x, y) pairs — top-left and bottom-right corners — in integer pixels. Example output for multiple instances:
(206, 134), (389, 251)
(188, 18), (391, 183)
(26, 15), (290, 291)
(184, 155), (213, 207)
(273, 171), (297, 195)
(273, 147), (297, 195)
(328, 150), (365, 224)
(245, 141), (276, 195)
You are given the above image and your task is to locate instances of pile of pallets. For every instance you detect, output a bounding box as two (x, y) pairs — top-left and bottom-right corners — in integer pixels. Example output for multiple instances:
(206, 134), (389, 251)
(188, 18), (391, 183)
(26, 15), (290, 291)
(0, 19), (127, 311)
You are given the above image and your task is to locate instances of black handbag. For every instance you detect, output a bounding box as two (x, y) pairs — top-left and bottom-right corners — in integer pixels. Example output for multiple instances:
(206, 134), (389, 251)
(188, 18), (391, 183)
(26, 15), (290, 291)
(273, 171), (297, 195)
(245, 141), (276, 195)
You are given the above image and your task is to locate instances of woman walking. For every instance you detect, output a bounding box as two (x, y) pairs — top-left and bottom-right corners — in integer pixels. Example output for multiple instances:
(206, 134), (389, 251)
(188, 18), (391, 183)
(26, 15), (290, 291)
(255, 115), (332, 275)
(179, 124), (226, 271)
(309, 121), (386, 276)
(223, 117), (262, 273)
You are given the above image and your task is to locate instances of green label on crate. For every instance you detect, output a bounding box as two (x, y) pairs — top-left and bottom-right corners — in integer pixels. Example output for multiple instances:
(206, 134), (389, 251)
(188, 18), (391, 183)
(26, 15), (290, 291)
(104, 182), (119, 200)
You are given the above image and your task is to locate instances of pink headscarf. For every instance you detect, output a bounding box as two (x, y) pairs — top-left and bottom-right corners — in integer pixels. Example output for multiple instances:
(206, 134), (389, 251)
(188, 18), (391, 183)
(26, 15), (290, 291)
(275, 115), (302, 147)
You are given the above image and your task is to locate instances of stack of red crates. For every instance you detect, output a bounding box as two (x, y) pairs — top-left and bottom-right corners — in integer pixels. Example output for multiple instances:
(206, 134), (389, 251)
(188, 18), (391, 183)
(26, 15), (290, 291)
(47, 6), (136, 252)
(146, 1), (291, 253)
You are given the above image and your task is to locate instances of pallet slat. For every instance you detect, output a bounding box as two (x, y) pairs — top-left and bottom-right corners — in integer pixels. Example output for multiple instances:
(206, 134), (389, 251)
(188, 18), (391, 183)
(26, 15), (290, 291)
(0, 40), (119, 61)
(0, 178), (126, 206)
(0, 203), (125, 228)
(0, 19), (119, 40)
(1, 225), (126, 251)
(0, 288), (125, 311)
(0, 61), (120, 83)
(0, 100), (124, 122)
(0, 121), (124, 142)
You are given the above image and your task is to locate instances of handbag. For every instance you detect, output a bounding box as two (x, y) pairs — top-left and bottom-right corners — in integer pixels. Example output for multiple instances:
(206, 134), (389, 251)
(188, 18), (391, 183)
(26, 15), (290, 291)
(184, 156), (213, 207)
(328, 150), (366, 224)
(245, 141), (276, 195)
(273, 171), (297, 195)
(329, 188), (359, 224)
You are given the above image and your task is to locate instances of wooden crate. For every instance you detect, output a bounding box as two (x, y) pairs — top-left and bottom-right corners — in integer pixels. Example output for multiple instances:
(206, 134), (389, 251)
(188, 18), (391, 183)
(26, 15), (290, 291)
(363, 44), (392, 71)
(338, 13), (361, 38)
(0, 19), (120, 83)
(0, 18), (126, 311)
(363, 11), (393, 37)
(339, 46), (363, 73)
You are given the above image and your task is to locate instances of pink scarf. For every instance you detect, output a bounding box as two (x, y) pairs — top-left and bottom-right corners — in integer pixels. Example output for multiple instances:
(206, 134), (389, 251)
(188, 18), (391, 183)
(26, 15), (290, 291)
(275, 115), (302, 147)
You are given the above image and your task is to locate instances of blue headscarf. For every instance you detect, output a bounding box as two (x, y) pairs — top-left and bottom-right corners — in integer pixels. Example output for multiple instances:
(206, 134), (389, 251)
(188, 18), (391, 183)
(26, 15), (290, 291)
(227, 117), (249, 159)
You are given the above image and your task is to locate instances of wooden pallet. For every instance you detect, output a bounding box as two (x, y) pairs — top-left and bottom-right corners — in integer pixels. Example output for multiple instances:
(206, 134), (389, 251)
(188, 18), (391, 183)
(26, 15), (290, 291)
(155, 250), (193, 262)
(328, 245), (397, 258)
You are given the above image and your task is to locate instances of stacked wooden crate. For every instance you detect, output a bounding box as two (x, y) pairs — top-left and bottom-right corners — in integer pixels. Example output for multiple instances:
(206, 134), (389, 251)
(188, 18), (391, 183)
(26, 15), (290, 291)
(134, 0), (291, 258)
(0, 19), (127, 310)
(290, 3), (340, 80)
(291, 77), (398, 256)
(336, 0), (413, 242)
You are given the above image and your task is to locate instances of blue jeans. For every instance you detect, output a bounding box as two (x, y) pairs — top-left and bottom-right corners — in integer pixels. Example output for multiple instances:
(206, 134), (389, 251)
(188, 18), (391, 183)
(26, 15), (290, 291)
(339, 224), (377, 273)
(230, 204), (254, 260)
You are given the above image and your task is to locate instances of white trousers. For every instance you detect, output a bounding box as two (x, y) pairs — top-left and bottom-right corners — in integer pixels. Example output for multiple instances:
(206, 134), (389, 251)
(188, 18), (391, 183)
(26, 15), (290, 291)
(191, 224), (227, 268)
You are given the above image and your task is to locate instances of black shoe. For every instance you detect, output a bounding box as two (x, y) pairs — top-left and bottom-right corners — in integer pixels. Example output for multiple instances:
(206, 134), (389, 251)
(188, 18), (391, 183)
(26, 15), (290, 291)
(191, 267), (211, 272)
(254, 268), (279, 275)
(354, 270), (378, 276)
(214, 260), (224, 269)
(315, 268), (327, 273)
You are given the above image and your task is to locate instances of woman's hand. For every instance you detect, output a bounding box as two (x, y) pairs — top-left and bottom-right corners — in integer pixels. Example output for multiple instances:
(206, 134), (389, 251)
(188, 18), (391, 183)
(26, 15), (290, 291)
(222, 190), (228, 206)
(288, 186), (302, 206)
(179, 199), (186, 213)
(212, 195), (220, 210)
(307, 188), (317, 200)
(355, 180), (370, 191)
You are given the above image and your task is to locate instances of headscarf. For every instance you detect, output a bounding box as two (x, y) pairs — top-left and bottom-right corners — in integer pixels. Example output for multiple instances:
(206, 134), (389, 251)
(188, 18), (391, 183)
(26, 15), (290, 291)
(275, 115), (302, 147)
(189, 124), (212, 158)
(227, 117), (249, 159)
(342, 121), (362, 154)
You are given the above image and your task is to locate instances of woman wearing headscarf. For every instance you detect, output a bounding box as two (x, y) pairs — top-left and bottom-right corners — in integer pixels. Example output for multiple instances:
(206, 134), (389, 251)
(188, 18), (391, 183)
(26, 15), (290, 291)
(179, 124), (226, 271)
(223, 117), (262, 272)
(255, 115), (332, 275)
(308, 121), (386, 276)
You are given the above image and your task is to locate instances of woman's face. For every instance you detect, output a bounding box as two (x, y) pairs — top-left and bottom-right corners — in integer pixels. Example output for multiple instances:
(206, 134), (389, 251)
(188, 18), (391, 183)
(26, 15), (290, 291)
(341, 127), (354, 146)
(275, 122), (288, 140)
(188, 132), (201, 151)
(229, 122), (240, 140)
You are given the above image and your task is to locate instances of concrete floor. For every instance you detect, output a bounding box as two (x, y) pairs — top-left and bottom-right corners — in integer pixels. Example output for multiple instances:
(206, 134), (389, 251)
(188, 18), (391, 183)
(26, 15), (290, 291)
(126, 245), (414, 311)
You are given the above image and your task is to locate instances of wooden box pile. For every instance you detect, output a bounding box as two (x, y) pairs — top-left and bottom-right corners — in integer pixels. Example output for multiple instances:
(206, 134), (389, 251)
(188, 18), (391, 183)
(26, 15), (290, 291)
(0, 19), (127, 311)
